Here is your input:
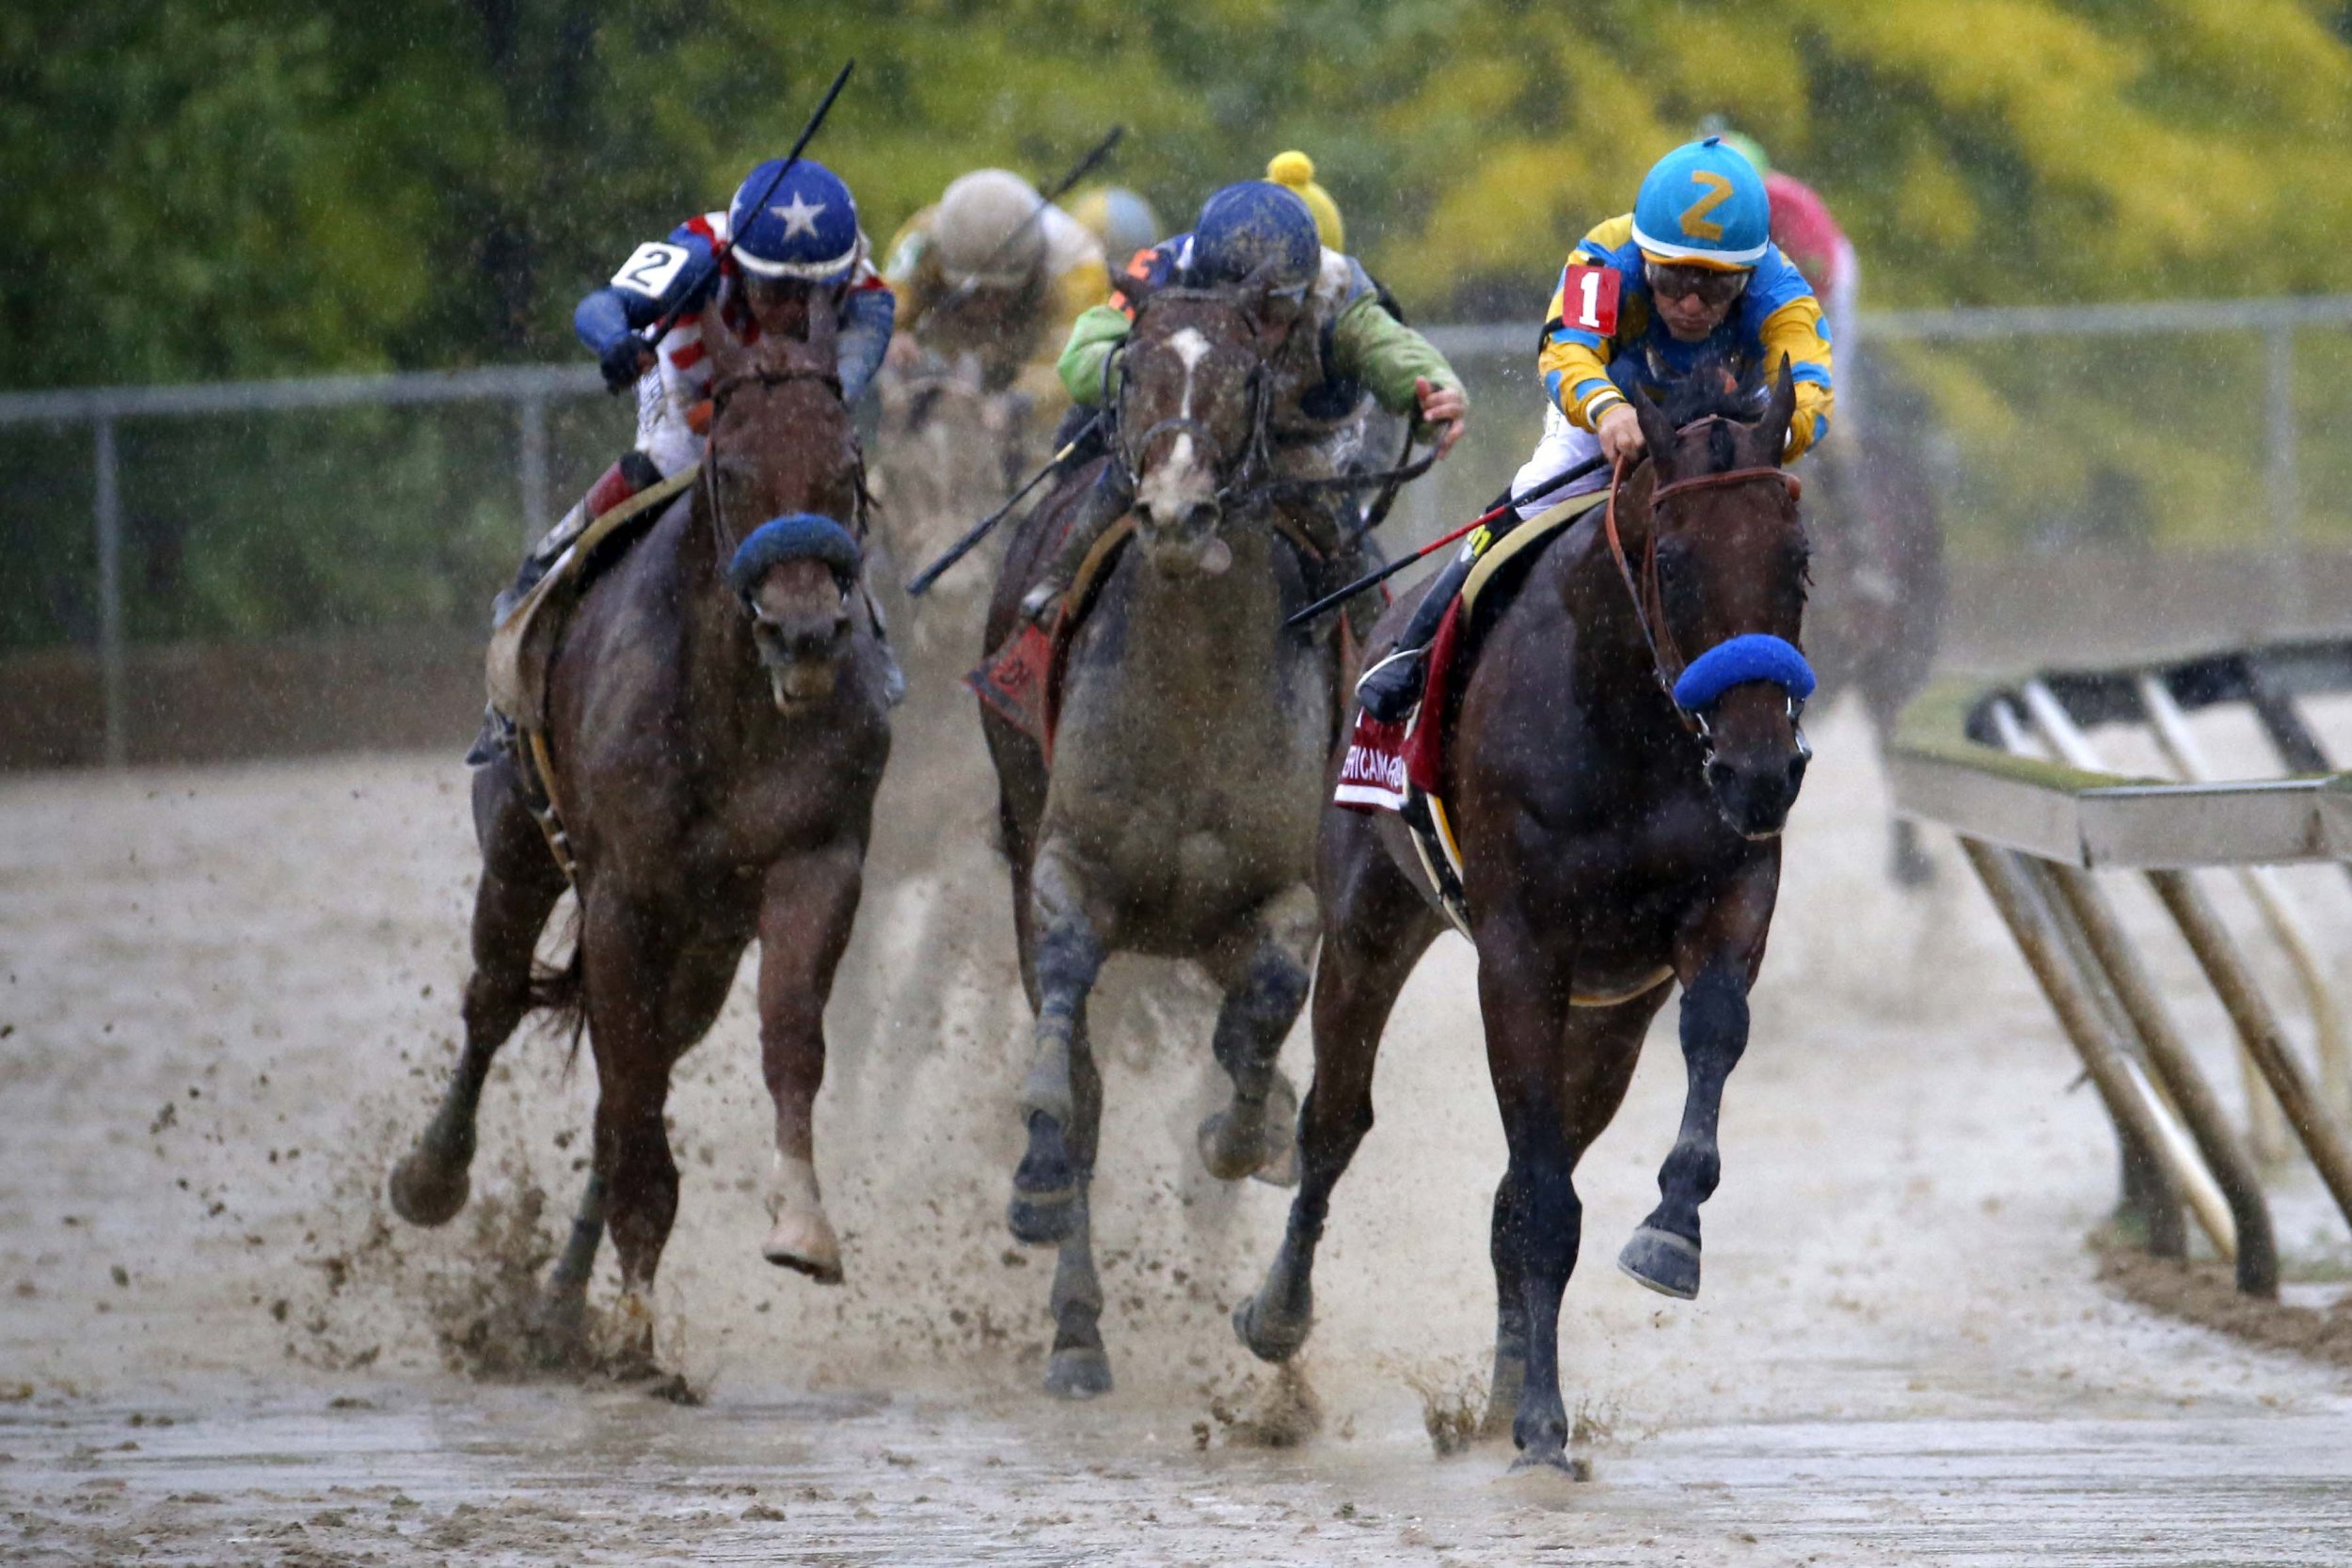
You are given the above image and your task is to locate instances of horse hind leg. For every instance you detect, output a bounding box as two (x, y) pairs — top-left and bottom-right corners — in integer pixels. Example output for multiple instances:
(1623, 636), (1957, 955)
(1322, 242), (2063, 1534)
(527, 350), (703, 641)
(389, 763), (567, 1227)
(1236, 858), (1438, 1366)
(1198, 885), (1318, 1186)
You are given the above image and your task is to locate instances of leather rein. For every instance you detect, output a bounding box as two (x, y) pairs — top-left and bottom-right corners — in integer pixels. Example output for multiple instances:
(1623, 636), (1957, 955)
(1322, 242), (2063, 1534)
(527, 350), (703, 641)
(1600, 423), (1802, 737)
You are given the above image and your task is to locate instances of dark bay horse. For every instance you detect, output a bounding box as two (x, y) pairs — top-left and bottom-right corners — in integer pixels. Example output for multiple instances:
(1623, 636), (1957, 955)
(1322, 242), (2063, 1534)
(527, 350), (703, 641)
(979, 285), (1344, 1399)
(1234, 367), (1816, 1470)
(389, 299), (892, 1354)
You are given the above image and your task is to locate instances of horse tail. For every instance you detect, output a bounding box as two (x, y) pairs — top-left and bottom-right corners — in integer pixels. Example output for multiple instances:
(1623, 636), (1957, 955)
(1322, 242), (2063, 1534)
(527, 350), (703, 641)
(528, 903), (590, 1068)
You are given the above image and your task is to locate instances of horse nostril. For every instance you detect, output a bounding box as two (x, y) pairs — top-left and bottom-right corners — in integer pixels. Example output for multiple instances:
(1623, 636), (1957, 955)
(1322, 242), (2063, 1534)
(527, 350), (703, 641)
(1705, 757), (1738, 796)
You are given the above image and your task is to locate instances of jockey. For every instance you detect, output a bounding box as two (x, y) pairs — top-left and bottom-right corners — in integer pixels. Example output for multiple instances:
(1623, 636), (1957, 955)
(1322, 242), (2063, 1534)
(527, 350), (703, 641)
(1031, 180), (1467, 635)
(882, 168), (1111, 421)
(469, 158), (898, 762)
(1355, 135), (1835, 721)
(1066, 185), (1164, 280)
(497, 158), (894, 619)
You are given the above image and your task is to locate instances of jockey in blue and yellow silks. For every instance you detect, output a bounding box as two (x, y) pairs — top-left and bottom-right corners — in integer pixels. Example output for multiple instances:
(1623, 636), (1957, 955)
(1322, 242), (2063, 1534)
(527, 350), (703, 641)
(1356, 136), (1834, 722)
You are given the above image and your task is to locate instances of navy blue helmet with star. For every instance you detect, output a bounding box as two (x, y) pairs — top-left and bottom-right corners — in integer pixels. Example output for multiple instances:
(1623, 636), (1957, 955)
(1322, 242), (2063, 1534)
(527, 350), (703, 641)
(728, 159), (862, 284)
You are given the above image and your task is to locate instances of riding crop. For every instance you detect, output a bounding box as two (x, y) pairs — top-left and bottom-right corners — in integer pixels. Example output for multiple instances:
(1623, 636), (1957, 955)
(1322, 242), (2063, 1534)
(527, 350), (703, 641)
(903, 414), (1104, 596)
(631, 58), (857, 355)
(1283, 453), (1608, 629)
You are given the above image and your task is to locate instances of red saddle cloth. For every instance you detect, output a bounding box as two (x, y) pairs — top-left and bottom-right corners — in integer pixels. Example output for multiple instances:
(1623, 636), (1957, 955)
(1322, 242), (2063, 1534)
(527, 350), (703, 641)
(1334, 597), (1465, 814)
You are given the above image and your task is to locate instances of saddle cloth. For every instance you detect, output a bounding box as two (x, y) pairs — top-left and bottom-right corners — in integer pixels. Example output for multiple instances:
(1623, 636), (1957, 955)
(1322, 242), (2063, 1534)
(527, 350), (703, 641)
(1334, 486), (1612, 942)
(485, 467), (697, 729)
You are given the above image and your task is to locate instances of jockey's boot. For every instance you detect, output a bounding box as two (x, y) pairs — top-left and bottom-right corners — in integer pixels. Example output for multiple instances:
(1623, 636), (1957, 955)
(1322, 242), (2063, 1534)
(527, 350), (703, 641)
(1354, 546), (1477, 723)
(489, 451), (663, 627)
(1021, 462), (1136, 625)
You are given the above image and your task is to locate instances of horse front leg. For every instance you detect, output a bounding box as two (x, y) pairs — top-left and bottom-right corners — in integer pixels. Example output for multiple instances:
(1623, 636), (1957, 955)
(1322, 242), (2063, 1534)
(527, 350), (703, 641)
(1008, 840), (1106, 1246)
(390, 761), (567, 1227)
(1621, 861), (1780, 1300)
(1199, 884), (1319, 1186)
(756, 845), (866, 1284)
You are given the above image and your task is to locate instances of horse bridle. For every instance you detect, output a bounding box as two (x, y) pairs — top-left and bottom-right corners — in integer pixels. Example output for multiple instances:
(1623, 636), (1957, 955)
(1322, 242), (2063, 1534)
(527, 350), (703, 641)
(1601, 419), (1804, 749)
(702, 362), (858, 607)
(1108, 293), (1276, 513)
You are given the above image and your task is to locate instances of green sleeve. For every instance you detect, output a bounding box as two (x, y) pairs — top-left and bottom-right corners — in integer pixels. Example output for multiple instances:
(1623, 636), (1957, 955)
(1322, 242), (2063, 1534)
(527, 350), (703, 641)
(1057, 305), (1134, 406)
(1329, 295), (1465, 435)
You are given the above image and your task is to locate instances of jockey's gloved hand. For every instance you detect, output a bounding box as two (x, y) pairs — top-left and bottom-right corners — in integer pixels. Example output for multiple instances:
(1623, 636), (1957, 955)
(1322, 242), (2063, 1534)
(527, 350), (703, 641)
(600, 337), (657, 394)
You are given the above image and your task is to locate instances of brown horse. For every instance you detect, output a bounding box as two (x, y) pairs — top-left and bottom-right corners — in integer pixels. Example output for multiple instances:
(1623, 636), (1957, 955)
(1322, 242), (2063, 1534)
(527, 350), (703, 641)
(1233, 366), (1816, 1471)
(389, 296), (892, 1355)
(979, 285), (1345, 1399)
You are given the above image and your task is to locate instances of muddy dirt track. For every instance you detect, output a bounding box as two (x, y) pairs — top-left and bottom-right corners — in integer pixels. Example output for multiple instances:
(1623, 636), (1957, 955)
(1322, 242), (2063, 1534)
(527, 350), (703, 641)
(5, 666), (2352, 1565)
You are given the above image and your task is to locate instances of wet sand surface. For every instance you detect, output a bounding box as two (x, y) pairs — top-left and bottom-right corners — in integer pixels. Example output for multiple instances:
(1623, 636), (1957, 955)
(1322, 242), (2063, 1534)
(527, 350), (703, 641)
(5, 685), (2351, 1564)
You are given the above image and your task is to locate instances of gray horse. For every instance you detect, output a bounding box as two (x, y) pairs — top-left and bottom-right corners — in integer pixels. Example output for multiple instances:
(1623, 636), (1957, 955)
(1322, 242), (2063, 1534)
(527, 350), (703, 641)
(977, 287), (1343, 1399)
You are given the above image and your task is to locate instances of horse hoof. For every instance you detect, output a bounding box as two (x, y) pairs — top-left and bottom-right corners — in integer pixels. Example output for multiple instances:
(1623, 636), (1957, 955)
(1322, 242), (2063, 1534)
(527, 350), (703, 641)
(1251, 1131), (1299, 1189)
(1480, 1354), (1527, 1439)
(1006, 1188), (1077, 1247)
(531, 1290), (592, 1370)
(1196, 1110), (1264, 1182)
(1232, 1291), (1311, 1364)
(1508, 1445), (1591, 1480)
(387, 1151), (469, 1228)
(1616, 1226), (1701, 1300)
(761, 1209), (845, 1285)
(1043, 1345), (1114, 1401)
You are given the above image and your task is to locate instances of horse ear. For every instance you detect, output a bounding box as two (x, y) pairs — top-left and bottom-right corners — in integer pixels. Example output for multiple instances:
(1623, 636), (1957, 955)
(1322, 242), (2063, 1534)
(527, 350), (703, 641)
(1755, 355), (1798, 467)
(1629, 382), (1677, 482)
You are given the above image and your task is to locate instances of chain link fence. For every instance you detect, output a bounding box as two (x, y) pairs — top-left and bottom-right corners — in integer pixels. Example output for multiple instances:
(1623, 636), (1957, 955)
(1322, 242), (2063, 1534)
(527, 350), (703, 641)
(5, 298), (2350, 768)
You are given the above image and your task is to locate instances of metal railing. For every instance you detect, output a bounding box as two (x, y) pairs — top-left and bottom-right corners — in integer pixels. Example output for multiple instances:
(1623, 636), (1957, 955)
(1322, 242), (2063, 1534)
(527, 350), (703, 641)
(1889, 639), (2352, 1295)
(6, 293), (2350, 768)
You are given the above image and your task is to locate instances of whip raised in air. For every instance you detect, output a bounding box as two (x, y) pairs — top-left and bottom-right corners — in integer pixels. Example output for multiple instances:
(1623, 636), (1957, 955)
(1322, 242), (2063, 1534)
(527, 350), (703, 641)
(636, 58), (857, 350)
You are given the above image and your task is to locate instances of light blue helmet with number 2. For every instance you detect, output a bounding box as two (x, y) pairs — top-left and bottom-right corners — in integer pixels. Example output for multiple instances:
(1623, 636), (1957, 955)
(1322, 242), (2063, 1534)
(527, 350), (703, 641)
(1631, 136), (1769, 271)
(728, 160), (862, 284)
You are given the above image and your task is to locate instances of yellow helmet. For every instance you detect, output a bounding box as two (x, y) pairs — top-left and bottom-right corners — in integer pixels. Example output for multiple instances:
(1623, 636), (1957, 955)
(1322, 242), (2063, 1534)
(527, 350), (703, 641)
(1266, 150), (1343, 253)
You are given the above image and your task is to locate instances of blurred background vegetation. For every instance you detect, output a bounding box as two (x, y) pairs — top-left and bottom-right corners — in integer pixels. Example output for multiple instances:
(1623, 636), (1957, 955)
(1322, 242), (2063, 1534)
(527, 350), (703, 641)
(7, 0), (2352, 650)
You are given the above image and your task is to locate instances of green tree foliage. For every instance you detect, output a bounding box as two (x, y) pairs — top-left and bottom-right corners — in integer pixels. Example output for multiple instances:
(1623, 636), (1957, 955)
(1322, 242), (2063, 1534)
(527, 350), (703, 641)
(8, 0), (2352, 651)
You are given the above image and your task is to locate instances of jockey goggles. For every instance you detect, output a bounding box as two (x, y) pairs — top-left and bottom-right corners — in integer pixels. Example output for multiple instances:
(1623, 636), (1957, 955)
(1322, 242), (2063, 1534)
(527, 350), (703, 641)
(1644, 261), (1751, 309)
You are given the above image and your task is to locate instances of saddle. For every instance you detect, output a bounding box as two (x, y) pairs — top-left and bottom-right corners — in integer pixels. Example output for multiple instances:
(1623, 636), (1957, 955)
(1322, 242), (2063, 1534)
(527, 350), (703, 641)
(1336, 486), (1618, 943)
(485, 467), (697, 731)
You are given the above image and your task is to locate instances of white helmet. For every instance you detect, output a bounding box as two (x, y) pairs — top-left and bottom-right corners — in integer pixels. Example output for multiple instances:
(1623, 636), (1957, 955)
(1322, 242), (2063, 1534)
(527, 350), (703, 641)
(934, 168), (1046, 288)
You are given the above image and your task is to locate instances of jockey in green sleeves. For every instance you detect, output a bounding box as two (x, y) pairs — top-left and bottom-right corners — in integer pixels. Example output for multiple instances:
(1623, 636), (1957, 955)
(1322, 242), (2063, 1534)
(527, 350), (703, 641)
(1026, 180), (1467, 635)
(1356, 136), (1834, 721)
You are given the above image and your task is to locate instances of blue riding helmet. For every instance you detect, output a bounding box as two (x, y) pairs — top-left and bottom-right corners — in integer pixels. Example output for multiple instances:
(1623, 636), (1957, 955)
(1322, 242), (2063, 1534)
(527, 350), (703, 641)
(728, 160), (863, 284)
(1189, 182), (1321, 293)
(1631, 136), (1770, 269)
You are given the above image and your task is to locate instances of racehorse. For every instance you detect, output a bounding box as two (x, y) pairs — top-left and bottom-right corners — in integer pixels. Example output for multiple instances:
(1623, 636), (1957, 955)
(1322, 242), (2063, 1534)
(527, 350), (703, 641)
(389, 297), (893, 1357)
(869, 354), (1027, 649)
(1799, 349), (1946, 884)
(978, 280), (1346, 1399)
(1232, 365), (1816, 1471)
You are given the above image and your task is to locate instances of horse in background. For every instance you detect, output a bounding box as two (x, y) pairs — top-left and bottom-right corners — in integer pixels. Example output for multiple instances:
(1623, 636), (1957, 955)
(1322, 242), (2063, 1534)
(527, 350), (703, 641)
(389, 296), (893, 1362)
(868, 354), (1031, 652)
(1803, 347), (1947, 884)
(1235, 366), (1817, 1473)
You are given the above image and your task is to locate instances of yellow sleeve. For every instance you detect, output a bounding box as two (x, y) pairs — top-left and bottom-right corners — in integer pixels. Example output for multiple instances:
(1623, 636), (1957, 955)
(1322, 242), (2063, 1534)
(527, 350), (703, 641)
(880, 207), (943, 334)
(1536, 214), (1638, 433)
(1756, 296), (1836, 460)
